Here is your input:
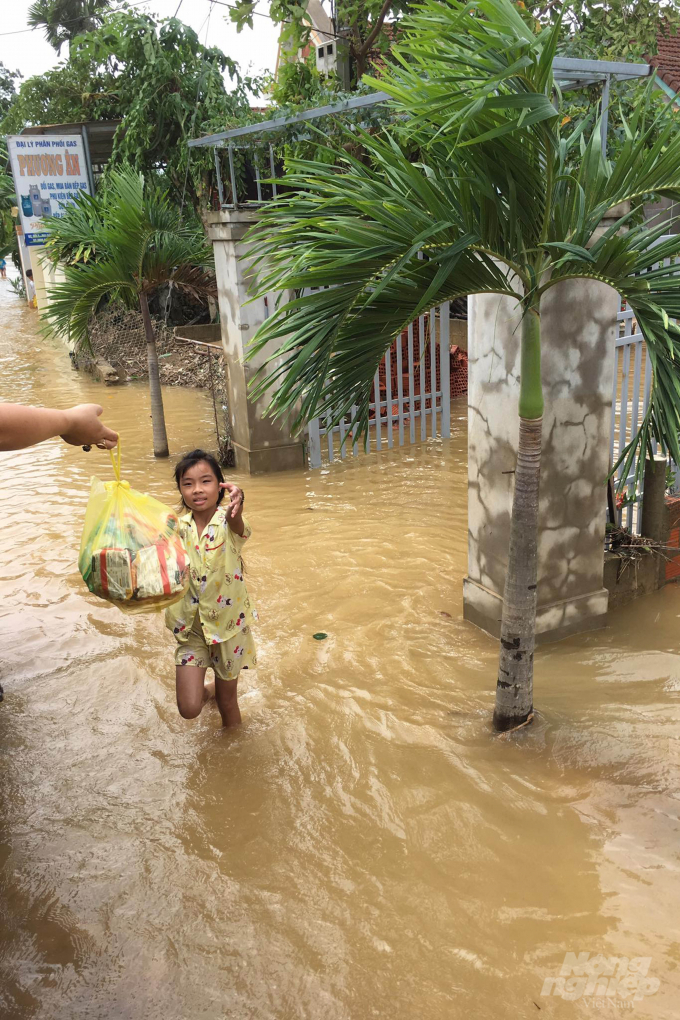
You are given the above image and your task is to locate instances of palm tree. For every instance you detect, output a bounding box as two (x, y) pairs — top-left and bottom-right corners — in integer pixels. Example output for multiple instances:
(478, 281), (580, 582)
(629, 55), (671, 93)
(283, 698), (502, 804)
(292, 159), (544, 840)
(27, 0), (110, 54)
(246, 0), (680, 730)
(43, 168), (216, 458)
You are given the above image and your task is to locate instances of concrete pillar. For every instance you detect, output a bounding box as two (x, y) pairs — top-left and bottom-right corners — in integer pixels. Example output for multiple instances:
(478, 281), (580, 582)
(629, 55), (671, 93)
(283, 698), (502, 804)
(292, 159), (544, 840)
(14, 226), (31, 304)
(641, 452), (669, 587)
(30, 246), (49, 312)
(30, 247), (65, 316)
(206, 209), (306, 474)
(463, 280), (621, 644)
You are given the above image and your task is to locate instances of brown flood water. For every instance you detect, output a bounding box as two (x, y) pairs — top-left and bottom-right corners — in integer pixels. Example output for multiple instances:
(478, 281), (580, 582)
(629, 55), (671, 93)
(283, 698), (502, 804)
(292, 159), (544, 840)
(1, 280), (680, 1020)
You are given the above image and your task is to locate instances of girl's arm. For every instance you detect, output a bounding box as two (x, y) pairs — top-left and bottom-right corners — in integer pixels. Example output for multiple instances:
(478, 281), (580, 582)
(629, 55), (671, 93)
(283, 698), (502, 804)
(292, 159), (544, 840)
(220, 483), (245, 537)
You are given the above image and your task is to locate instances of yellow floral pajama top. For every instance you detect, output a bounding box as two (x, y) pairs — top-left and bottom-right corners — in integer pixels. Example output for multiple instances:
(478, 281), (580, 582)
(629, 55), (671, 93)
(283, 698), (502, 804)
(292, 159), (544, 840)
(165, 506), (257, 679)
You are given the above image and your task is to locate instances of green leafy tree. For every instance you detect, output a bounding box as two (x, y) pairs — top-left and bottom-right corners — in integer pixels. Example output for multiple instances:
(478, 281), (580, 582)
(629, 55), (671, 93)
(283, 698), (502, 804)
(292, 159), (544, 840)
(0, 62), (21, 118)
(0, 139), (17, 264)
(0, 63), (21, 260)
(270, 51), (329, 106)
(526, 1), (680, 62)
(27, 0), (111, 54)
(42, 168), (216, 458)
(1, 11), (259, 219)
(0, 59), (117, 132)
(246, 0), (680, 730)
(523, 1), (680, 160)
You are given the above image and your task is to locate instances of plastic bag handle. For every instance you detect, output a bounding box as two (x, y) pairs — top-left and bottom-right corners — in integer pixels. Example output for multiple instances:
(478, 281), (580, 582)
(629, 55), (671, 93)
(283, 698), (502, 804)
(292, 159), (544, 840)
(109, 440), (121, 482)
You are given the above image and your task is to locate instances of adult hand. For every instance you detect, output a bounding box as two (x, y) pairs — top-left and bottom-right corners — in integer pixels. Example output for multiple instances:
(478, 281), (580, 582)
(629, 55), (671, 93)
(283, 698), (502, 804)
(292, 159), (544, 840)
(60, 404), (119, 449)
(220, 482), (244, 519)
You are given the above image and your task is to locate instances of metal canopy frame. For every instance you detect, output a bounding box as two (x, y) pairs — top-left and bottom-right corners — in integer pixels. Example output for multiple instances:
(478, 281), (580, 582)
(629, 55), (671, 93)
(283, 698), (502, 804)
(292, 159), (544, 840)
(189, 55), (651, 207)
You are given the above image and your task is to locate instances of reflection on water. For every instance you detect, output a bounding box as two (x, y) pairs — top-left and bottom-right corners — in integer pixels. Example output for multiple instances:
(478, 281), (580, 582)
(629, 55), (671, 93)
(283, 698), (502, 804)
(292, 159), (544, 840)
(1, 280), (680, 1020)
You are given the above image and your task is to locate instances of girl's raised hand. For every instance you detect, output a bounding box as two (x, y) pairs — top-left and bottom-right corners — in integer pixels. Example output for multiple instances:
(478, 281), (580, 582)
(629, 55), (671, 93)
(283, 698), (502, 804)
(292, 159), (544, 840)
(220, 482), (244, 519)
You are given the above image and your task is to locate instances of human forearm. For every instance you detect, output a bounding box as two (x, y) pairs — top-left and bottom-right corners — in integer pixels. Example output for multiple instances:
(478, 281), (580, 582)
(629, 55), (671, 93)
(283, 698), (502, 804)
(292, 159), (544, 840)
(0, 404), (69, 451)
(221, 482), (245, 536)
(0, 403), (118, 452)
(227, 510), (245, 537)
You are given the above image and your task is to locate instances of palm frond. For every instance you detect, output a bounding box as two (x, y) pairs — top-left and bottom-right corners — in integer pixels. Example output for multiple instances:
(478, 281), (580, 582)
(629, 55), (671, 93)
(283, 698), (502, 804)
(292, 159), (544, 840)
(45, 257), (138, 346)
(248, 137), (520, 432)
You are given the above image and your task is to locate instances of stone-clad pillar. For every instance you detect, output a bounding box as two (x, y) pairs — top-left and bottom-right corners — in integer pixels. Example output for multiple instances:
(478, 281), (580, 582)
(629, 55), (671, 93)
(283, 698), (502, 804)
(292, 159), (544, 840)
(206, 209), (305, 474)
(463, 280), (621, 643)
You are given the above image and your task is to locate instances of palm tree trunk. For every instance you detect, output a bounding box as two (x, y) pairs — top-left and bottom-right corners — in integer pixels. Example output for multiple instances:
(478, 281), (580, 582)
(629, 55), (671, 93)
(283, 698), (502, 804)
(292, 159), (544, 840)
(139, 291), (170, 458)
(493, 304), (543, 732)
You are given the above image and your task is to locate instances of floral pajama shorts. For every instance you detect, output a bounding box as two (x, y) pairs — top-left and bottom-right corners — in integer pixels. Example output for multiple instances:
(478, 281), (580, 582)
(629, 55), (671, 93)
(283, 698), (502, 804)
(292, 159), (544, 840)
(175, 614), (257, 680)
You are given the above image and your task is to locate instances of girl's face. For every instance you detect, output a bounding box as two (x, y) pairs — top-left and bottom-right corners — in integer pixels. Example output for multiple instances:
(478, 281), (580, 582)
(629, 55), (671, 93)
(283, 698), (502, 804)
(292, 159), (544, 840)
(179, 461), (221, 513)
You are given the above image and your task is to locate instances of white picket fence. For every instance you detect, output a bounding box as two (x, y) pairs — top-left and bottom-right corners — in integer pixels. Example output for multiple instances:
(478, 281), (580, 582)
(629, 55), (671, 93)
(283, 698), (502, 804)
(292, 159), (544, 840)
(306, 302), (454, 469)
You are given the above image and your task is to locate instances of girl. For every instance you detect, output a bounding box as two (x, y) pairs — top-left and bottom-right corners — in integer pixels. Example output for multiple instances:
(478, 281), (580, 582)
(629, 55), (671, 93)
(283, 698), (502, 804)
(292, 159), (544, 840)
(165, 449), (257, 727)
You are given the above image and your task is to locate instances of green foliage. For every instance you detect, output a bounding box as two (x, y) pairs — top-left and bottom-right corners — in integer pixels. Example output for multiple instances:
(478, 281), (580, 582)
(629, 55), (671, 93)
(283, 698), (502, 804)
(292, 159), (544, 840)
(246, 0), (680, 489)
(42, 167), (216, 347)
(270, 52), (329, 107)
(0, 142), (14, 210)
(1, 11), (261, 216)
(42, 185), (102, 266)
(523, 1), (680, 160)
(525, 1), (680, 63)
(0, 62), (21, 118)
(1, 59), (114, 132)
(0, 210), (15, 267)
(27, 0), (111, 54)
(8, 276), (26, 301)
(0, 140), (17, 271)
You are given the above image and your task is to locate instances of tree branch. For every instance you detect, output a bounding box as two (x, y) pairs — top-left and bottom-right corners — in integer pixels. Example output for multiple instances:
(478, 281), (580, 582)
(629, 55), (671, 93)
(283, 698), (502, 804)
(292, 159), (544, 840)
(535, 0), (563, 18)
(357, 0), (394, 58)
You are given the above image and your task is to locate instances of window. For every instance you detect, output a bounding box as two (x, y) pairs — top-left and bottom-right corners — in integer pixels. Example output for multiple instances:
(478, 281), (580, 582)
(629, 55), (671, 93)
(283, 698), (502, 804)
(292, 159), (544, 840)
(327, 44), (333, 55)
(318, 45), (325, 57)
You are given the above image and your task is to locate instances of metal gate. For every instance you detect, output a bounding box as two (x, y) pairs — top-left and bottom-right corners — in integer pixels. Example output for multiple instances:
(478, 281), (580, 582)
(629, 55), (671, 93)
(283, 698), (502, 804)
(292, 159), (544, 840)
(610, 236), (677, 532)
(306, 301), (463, 468)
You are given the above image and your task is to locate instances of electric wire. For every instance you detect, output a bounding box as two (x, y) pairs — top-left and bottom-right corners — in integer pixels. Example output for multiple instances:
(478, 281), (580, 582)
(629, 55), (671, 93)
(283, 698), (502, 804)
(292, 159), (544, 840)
(0, 0), (343, 42)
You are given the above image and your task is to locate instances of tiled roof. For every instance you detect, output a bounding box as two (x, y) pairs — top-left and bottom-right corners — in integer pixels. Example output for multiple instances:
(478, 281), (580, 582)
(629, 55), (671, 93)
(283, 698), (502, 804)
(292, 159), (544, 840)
(647, 27), (680, 94)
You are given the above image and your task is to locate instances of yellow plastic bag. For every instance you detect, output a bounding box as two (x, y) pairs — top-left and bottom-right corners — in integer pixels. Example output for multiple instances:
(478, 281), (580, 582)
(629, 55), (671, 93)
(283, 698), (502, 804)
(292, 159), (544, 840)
(78, 444), (189, 613)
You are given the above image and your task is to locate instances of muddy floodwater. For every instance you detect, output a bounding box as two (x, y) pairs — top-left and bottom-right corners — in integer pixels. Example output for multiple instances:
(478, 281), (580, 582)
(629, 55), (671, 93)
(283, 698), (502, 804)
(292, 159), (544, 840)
(1, 281), (680, 1020)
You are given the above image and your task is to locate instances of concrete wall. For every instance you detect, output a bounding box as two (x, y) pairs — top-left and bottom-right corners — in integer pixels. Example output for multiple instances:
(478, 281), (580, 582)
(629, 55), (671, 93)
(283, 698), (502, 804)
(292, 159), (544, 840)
(604, 551), (661, 611)
(206, 210), (305, 475)
(464, 280), (621, 643)
(605, 470), (679, 609)
(643, 197), (680, 236)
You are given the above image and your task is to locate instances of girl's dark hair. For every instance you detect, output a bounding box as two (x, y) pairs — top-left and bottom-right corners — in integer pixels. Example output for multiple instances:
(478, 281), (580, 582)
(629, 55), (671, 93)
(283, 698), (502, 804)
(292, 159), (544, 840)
(174, 449), (225, 508)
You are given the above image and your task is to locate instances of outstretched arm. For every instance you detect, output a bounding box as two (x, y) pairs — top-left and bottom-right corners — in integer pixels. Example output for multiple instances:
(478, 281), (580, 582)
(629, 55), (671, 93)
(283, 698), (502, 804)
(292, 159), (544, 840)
(0, 403), (119, 452)
(220, 482), (245, 537)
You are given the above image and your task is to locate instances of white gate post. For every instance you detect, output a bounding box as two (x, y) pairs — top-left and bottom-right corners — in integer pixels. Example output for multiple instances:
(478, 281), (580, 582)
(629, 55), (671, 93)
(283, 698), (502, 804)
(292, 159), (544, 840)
(206, 209), (306, 474)
(464, 280), (621, 643)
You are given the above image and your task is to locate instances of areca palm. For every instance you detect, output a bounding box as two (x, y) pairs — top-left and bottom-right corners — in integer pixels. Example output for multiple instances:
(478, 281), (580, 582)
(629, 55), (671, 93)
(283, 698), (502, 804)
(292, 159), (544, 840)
(27, 0), (110, 54)
(43, 168), (216, 457)
(247, 0), (680, 730)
